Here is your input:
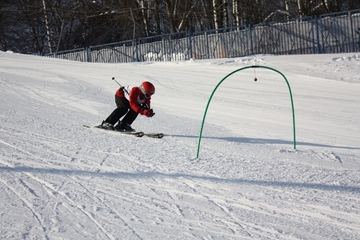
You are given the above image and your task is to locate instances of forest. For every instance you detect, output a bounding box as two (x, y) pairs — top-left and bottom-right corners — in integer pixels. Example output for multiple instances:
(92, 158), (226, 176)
(1, 0), (359, 54)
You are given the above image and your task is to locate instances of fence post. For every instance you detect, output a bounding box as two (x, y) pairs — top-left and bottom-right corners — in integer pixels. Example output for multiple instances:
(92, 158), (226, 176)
(86, 47), (90, 62)
(131, 40), (135, 62)
(205, 32), (209, 59)
(349, 11), (355, 52)
(187, 31), (192, 60)
(314, 16), (321, 54)
(137, 40), (140, 62)
(249, 24), (254, 55)
(84, 48), (86, 62)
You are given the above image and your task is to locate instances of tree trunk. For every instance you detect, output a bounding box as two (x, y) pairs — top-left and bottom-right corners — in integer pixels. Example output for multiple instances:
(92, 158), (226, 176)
(213, 0), (219, 30)
(232, 0), (239, 26)
(164, 0), (176, 32)
(298, 0), (303, 18)
(42, 0), (53, 53)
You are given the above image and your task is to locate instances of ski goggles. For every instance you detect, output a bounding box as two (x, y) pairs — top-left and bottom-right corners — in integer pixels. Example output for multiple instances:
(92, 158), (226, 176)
(144, 92), (153, 98)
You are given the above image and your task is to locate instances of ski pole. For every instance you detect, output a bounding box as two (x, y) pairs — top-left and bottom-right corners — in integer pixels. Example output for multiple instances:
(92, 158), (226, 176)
(112, 77), (129, 95)
(112, 77), (122, 87)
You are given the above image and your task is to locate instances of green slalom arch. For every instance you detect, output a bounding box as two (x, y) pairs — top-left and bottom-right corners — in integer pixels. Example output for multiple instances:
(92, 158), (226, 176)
(196, 65), (296, 159)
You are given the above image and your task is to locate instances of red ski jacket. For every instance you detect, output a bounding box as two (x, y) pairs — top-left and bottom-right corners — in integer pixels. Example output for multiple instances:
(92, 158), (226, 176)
(115, 86), (151, 115)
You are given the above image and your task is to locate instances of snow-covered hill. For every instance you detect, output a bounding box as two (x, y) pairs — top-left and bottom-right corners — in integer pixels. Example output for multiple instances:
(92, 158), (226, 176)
(1, 51), (360, 239)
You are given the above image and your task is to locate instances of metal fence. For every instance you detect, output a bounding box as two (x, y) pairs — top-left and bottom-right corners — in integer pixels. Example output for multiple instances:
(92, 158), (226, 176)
(45, 9), (360, 63)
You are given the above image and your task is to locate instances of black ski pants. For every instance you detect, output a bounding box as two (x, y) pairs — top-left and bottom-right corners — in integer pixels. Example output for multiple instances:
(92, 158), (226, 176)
(105, 95), (139, 125)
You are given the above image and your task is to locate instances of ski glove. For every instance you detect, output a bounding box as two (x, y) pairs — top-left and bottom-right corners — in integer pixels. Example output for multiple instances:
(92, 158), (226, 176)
(140, 103), (149, 110)
(142, 109), (155, 117)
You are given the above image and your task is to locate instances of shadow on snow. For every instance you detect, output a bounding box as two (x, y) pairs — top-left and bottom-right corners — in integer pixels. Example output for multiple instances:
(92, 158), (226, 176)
(1, 166), (359, 193)
(169, 134), (360, 150)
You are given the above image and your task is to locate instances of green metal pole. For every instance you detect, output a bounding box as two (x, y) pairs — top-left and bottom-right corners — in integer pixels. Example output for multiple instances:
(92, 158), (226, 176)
(196, 65), (296, 159)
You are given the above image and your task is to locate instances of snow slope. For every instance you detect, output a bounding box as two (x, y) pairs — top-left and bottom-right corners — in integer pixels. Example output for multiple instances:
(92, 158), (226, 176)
(0, 51), (360, 239)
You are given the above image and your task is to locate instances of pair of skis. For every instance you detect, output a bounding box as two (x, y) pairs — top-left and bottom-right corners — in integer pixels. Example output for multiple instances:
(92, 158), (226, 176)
(83, 125), (164, 138)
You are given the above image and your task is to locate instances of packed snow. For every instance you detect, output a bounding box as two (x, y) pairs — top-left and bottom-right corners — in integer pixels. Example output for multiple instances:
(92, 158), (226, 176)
(0, 51), (360, 239)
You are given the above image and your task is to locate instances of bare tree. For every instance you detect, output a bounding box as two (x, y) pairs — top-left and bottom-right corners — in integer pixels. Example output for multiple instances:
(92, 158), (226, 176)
(1, 0), (359, 54)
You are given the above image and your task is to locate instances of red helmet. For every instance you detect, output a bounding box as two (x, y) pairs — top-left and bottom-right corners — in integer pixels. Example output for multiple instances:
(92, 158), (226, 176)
(139, 81), (155, 99)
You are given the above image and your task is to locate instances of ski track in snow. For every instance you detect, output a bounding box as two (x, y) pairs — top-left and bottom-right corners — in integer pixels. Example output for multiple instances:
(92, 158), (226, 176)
(0, 52), (360, 239)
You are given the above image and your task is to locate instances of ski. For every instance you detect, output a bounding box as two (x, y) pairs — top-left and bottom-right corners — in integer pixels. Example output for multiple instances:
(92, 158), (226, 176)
(115, 130), (145, 137)
(83, 125), (163, 138)
(144, 133), (164, 139)
(83, 125), (144, 137)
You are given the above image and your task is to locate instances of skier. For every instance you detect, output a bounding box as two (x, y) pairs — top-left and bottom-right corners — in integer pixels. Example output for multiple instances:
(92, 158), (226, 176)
(101, 81), (155, 131)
